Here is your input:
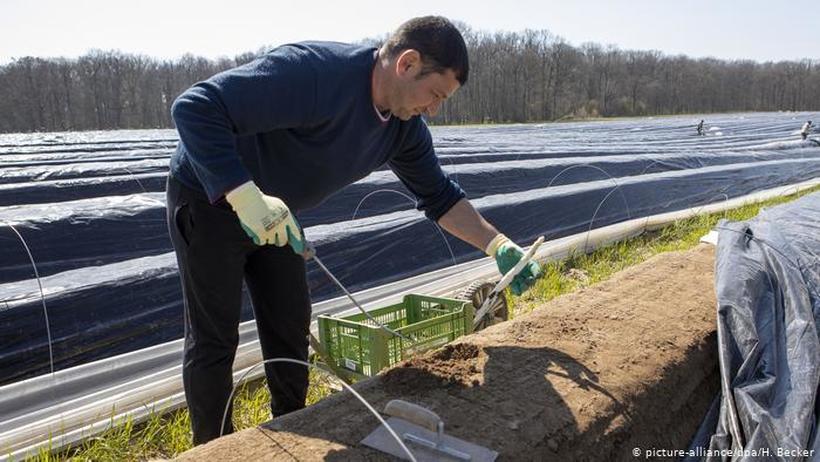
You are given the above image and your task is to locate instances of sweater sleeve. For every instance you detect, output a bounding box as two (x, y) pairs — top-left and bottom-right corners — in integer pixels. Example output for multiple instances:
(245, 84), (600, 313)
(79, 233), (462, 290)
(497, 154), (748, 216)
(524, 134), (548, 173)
(388, 119), (466, 221)
(171, 47), (317, 202)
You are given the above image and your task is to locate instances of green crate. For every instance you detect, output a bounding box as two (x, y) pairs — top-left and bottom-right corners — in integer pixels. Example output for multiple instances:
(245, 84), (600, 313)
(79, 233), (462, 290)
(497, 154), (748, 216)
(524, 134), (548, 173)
(317, 294), (474, 377)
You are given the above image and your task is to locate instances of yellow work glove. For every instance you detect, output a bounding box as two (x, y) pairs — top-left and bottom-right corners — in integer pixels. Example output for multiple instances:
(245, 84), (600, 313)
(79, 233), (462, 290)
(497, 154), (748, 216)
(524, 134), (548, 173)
(225, 181), (305, 254)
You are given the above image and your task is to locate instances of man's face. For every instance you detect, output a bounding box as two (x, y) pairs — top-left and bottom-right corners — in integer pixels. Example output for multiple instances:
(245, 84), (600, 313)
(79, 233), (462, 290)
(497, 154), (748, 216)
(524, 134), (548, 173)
(391, 51), (460, 121)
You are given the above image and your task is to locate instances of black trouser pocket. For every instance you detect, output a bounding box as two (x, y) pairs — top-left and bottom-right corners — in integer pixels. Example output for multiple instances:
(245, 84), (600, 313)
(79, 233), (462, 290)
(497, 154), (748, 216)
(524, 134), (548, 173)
(173, 202), (193, 247)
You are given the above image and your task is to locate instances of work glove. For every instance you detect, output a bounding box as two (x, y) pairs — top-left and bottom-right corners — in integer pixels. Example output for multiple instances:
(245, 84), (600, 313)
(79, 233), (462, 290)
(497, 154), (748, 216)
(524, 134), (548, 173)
(225, 181), (305, 254)
(486, 233), (542, 296)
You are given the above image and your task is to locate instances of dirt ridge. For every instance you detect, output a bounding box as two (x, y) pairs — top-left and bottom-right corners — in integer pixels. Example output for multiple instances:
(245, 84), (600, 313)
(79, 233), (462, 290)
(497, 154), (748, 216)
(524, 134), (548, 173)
(175, 244), (719, 461)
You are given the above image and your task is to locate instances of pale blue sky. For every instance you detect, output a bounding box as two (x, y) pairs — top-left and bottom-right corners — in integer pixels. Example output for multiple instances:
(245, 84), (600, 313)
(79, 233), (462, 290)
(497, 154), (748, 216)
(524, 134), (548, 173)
(1, 0), (817, 64)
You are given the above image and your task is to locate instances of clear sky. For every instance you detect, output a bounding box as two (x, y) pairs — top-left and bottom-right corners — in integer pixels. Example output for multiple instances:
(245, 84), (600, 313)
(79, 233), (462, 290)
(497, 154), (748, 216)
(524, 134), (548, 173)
(2, 0), (818, 64)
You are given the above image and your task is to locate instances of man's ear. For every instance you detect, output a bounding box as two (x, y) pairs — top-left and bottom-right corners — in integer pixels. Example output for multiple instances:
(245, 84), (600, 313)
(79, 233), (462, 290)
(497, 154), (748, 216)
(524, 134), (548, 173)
(395, 49), (421, 77)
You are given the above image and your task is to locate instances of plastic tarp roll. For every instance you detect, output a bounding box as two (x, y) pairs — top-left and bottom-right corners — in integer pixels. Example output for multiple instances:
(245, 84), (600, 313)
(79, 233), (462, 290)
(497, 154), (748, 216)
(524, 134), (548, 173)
(0, 158), (168, 184)
(302, 158), (820, 298)
(0, 142), (177, 157)
(686, 192), (820, 461)
(0, 148), (175, 168)
(302, 150), (820, 224)
(0, 194), (171, 283)
(0, 173), (168, 206)
(0, 254), (256, 385)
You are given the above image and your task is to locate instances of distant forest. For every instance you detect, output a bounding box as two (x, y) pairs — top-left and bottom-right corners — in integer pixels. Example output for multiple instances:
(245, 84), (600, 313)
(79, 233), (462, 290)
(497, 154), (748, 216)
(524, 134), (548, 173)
(1, 26), (818, 133)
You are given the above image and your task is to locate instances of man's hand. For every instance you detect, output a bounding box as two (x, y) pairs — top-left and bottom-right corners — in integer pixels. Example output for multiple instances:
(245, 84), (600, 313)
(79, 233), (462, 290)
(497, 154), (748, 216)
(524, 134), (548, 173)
(486, 234), (542, 295)
(225, 181), (305, 254)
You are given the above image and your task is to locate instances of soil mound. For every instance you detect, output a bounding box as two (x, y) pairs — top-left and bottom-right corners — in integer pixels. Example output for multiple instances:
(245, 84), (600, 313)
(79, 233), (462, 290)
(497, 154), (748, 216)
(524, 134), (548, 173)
(176, 244), (719, 461)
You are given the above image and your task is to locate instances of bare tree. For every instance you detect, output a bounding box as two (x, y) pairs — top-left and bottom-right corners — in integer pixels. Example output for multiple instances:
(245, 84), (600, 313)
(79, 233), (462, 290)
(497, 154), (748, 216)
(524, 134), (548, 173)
(0, 27), (818, 133)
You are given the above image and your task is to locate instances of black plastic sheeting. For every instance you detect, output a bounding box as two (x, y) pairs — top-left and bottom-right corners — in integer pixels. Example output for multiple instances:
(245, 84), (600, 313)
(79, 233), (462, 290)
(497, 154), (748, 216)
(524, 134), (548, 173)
(0, 255), (188, 382)
(3, 157), (819, 284)
(0, 194), (169, 283)
(0, 174), (168, 206)
(0, 158), (168, 184)
(1, 112), (818, 384)
(686, 192), (820, 461)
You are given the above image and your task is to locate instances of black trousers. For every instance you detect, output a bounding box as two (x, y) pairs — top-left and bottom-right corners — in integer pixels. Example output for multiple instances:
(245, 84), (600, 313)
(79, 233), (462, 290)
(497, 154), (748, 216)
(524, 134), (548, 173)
(166, 176), (311, 445)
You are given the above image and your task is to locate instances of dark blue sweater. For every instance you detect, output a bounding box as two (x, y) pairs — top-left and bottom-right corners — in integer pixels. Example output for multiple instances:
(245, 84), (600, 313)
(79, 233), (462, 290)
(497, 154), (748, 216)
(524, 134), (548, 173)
(170, 41), (464, 221)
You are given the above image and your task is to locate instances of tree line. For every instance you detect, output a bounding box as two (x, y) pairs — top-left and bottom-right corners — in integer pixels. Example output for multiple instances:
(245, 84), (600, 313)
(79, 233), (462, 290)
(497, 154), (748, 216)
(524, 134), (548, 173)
(1, 27), (818, 133)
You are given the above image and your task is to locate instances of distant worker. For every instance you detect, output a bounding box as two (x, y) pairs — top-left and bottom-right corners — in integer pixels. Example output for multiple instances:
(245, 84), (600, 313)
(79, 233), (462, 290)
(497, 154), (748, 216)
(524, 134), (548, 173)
(697, 120), (705, 136)
(801, 120), (812, 141)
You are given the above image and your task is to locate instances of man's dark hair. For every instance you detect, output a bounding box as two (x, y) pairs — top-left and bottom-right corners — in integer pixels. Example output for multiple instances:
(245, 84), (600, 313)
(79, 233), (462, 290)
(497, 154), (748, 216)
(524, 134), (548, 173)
(381, 16), (469, 85)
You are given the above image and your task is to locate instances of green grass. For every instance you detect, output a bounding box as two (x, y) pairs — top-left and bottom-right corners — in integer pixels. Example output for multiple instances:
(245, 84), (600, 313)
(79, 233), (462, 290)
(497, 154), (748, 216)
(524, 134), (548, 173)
(34, 368), (335, 462)
(28, 184), (819, 461)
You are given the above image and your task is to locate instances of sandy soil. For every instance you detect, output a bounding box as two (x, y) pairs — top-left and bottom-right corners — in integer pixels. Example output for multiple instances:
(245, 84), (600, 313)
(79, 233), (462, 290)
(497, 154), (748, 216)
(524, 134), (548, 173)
(175, 244), (719, 461)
